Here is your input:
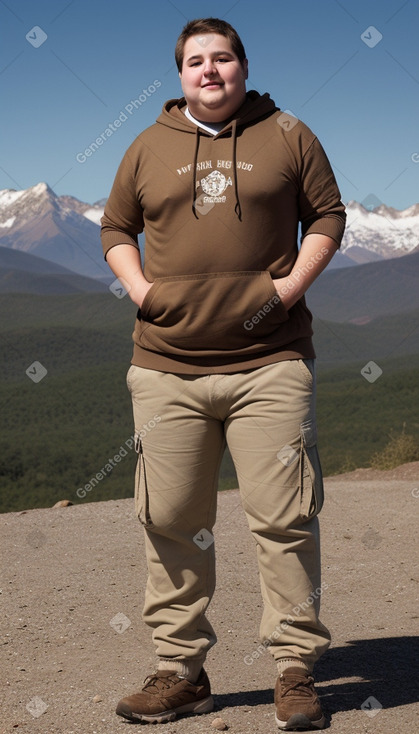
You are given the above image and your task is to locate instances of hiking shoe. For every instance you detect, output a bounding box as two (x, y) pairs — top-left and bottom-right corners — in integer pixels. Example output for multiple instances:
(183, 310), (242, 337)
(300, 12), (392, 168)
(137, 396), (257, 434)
(275, 666), (325, 730)
(115, 668), (214, 723)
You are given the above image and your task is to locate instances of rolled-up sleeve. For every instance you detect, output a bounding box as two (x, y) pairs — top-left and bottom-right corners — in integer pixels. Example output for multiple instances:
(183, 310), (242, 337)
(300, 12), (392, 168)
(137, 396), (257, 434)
(298, 137), (346, 247)
(100, 150), (144, 260)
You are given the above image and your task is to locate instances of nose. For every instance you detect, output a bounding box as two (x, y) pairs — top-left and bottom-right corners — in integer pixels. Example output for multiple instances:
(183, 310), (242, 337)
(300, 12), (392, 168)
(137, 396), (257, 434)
(203, 58), (216, 75)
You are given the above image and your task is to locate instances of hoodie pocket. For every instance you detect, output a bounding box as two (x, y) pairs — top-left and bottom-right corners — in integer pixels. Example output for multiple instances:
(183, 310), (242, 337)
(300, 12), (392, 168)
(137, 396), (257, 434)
(136, 271), (289, 355)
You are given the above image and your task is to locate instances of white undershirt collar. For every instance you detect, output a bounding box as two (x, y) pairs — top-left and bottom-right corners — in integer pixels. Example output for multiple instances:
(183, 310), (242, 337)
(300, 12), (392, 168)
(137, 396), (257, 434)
(184, 106), (226, 135)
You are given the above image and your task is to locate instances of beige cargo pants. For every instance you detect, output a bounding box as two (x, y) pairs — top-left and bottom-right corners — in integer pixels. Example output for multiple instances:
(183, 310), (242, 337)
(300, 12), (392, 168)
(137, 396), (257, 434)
(126, 359), (330, 672)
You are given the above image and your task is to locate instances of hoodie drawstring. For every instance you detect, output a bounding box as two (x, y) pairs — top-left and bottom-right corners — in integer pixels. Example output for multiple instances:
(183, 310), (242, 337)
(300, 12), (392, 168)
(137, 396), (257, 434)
(191, 119), (242, 221)
(192, 126), (201, 219)
(231, 119), (242, 221)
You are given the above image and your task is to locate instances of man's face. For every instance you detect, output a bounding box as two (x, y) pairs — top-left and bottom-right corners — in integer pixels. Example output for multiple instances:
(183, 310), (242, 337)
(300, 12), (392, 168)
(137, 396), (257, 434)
(179, 33), (248, 122)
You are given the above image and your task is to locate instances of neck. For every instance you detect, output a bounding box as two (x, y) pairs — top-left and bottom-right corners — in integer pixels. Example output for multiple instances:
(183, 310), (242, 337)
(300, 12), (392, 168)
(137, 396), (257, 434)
(186, 93), (247, 125)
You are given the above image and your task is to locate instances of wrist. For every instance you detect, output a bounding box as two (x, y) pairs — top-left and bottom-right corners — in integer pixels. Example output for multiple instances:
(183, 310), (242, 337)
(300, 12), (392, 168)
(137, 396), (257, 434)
(133, 278), (153, 308)
(274, 274), (304, 309)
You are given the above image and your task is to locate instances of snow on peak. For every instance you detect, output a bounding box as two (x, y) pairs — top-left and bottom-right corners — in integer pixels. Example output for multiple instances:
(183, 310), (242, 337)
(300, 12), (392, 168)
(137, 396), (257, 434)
(343, 200), (419, 257)
(0, 189), (26, 207)
(0, 182), (58, 228)
(27, 182), (56, 199)
(31, 182), (49, 194)
(0, 182), (54, 210)
(83, 207), (104, 225)
(0, 215), (16, 228)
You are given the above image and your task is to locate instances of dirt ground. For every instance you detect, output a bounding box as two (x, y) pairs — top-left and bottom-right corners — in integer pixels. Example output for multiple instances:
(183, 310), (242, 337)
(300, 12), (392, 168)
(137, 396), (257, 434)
(1, 462), (418, 734)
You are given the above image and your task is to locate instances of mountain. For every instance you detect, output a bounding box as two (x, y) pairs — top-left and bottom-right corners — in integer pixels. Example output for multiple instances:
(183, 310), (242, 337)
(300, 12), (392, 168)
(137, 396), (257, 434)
(321, 249), (357, 269)
(0, 246), (108, 294)
(0, 184), (107, 279)
(0, 184), (418, 280)
(306, 250), (419, 322)
(57, 193), (105, 225)
(341, 200), (419, 263)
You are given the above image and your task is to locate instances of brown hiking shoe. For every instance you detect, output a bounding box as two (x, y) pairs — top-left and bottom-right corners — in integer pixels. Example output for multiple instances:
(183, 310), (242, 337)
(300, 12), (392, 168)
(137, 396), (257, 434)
(275, 666), (325, 730)
(115, 668), (213, 723)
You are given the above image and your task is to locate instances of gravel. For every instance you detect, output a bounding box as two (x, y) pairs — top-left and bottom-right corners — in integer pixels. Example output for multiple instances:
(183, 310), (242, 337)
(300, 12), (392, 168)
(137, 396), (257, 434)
(1, 462), (418, 733)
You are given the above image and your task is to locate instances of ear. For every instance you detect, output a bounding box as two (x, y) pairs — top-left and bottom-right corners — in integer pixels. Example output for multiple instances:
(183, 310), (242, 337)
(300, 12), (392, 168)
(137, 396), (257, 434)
(243, 58), (249, 80)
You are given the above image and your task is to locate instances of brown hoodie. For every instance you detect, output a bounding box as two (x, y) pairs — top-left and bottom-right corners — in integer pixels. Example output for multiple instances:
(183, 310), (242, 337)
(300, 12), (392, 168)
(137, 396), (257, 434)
(101, 91), (346, 374)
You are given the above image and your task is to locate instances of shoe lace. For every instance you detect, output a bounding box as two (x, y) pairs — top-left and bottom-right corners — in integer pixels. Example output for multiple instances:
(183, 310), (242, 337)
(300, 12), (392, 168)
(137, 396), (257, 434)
(142, 672), (185, 693)
(281, 674), (315, 698)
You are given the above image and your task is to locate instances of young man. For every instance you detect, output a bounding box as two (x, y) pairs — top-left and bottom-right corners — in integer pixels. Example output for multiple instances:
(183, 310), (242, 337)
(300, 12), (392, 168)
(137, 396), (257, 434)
(101, 17), (346, 730)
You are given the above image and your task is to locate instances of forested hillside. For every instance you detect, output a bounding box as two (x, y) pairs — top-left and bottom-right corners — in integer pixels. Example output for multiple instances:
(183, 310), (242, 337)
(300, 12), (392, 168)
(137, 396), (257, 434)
(1, 291), (418, 512)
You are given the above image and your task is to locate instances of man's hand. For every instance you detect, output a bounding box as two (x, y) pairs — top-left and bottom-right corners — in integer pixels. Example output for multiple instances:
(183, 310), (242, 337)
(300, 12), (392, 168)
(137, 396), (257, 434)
(129, 279), (155, 309)
(106, 244), (154, 308)
(272, 234), (339, 310)
(272, 275), (301, 311)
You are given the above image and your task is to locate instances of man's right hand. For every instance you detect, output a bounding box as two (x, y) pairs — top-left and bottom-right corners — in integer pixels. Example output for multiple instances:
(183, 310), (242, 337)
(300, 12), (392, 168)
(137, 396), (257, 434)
(130, 279), (155, 309)
(106, 244), (153, 309)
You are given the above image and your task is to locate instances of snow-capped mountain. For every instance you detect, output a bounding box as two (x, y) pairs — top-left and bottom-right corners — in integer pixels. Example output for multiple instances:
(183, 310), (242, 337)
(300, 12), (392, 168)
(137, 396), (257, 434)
(57, 193), (105, 226)
(0, 183), (418, 278)
(0, 183), (106, 278)
(341, 200), (419, 263)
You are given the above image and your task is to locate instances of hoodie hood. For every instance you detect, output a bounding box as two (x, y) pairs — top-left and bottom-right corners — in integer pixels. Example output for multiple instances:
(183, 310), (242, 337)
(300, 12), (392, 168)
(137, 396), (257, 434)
(156, 91), (277, 132)
(156, 91), (278, 219)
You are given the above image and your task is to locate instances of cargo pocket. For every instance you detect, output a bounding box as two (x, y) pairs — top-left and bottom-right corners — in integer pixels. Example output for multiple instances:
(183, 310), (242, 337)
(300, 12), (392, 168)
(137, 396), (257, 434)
(299, 420), (324, 519)
(134, 435), (153, 527)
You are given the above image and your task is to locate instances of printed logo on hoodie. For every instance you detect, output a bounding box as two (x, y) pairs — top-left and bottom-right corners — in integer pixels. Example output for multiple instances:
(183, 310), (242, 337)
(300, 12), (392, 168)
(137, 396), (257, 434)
(200, 170), (232, 202)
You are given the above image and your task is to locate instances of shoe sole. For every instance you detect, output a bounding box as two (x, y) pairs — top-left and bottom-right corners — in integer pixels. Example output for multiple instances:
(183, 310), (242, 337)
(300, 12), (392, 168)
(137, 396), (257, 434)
(275, 712), (326, 730)
(116, 695), (214, 723)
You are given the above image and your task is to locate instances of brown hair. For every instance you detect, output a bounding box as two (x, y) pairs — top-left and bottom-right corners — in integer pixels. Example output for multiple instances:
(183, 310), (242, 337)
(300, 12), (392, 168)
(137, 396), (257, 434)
(175, 17), (246, 72)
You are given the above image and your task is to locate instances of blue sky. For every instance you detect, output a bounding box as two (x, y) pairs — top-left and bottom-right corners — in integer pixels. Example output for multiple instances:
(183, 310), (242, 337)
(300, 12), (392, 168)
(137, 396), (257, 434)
(0, 0), (418, 209)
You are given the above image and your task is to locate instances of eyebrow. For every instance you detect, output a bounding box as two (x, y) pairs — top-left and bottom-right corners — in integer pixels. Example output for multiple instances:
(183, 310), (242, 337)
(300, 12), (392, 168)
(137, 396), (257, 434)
(185, 51), (235, 62)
